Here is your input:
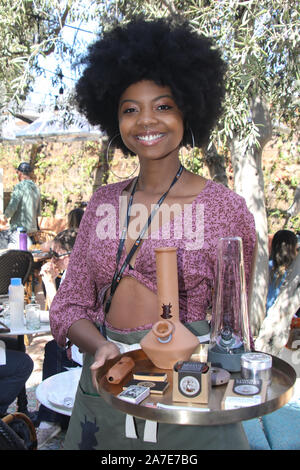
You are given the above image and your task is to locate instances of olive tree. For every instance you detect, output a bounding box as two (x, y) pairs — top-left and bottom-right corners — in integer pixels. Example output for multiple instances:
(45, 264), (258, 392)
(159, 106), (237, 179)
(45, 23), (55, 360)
(0, 0), (74, 113)
(187, 0), (298, 336)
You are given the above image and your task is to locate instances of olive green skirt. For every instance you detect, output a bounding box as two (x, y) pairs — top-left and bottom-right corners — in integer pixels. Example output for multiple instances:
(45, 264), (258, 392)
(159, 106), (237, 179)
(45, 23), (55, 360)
(63, 322), (250, 450)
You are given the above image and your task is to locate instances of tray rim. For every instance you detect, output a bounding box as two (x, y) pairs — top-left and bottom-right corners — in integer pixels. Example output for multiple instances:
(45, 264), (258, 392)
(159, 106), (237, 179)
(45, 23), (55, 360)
(97, 349), (296, 426)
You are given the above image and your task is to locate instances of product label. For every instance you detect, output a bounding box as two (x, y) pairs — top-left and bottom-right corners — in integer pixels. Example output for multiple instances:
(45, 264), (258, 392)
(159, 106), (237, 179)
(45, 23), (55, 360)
(233, 378), (262, 396)
(224, 395), (262, 410)
(179, 375), (201, 397)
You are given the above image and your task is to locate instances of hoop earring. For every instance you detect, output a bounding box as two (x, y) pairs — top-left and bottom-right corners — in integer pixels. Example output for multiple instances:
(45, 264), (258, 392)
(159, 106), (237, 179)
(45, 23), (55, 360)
(106, 134), (139, 179)
(181, 127), (196, 171)
(189, 127), (195, 149)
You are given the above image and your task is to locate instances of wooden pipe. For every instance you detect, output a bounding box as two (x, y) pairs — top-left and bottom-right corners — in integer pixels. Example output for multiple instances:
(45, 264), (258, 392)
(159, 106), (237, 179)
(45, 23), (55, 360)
(105, 356), (135, 384)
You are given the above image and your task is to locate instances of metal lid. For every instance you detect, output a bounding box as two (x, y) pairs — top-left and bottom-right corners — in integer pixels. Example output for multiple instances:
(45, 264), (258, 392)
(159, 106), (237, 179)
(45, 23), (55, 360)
(241, 352), (272, 370)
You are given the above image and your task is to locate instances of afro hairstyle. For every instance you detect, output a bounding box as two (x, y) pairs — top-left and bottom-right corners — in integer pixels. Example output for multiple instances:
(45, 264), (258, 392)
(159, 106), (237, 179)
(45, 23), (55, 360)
(75, 16), (226, 154)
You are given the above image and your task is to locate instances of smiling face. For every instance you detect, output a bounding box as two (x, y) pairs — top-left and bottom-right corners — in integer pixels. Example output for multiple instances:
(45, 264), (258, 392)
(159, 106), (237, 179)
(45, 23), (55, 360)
(118, 80), (184, 162)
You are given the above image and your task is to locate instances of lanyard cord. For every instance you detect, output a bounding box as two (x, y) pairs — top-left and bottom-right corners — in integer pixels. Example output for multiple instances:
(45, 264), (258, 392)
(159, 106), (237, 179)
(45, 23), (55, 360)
(104, 164), (184, 316)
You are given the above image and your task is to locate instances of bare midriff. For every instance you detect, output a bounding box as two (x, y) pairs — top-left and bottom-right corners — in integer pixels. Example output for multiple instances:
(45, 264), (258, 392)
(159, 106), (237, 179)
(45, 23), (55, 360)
(106, 172), (208, 330)
(105, 276), (157, 329)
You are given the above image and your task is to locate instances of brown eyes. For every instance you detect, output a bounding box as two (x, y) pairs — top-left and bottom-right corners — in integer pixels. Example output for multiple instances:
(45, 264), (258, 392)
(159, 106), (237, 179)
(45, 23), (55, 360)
(121, 103), (173, 114)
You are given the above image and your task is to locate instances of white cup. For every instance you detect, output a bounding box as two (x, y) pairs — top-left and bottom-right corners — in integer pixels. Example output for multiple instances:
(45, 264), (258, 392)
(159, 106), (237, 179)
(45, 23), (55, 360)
(25, 303), (41, 330)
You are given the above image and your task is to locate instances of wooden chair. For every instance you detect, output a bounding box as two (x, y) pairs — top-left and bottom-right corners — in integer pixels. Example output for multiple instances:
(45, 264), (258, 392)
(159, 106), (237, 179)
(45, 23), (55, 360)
(0, 249), (33, 302)
(0, 250), (34, 413)
(0, 412), (37, 450)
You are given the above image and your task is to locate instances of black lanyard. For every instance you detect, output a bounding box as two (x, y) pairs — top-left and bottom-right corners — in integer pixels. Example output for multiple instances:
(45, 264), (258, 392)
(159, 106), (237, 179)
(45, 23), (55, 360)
(104, 164), (184, 316)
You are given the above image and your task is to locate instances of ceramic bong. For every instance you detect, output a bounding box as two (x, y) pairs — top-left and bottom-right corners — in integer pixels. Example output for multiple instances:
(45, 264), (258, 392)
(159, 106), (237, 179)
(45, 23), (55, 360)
(140, 247), (199, 369)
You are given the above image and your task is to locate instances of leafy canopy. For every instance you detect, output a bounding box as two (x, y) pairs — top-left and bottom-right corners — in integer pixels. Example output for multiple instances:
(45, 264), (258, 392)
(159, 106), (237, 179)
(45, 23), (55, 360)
(1, 0), (299, 148)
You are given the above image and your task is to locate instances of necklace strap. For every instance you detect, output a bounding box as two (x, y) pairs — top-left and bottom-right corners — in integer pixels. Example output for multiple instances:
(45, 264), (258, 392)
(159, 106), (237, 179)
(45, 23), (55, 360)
(115, 177), (138, 266)
(104, 164), (184, 315)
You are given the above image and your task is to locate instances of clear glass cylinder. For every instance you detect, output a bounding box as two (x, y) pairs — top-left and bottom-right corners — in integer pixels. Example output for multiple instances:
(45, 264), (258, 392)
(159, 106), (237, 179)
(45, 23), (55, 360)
(25, 303), (41, 330)
(210, 237), (250, 354)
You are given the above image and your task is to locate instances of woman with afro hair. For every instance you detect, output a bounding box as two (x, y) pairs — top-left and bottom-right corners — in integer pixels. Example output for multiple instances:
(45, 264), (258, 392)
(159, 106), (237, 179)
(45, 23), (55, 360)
(50, 17), (256, 450)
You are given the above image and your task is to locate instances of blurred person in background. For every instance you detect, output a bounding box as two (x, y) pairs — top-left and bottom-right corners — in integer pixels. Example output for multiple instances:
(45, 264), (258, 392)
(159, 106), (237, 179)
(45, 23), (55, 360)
(67, 208), (84, 229)
(0, 162), (40, 249)
(0, 342), (33, 419)
(266, 229), (298, 313)
(36, 228), (83, 449)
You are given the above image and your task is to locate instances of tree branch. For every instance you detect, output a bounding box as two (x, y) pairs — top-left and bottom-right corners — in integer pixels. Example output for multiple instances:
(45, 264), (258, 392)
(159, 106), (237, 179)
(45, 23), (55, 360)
(160, 0), (178, 18)
(43, 5), (71, 56)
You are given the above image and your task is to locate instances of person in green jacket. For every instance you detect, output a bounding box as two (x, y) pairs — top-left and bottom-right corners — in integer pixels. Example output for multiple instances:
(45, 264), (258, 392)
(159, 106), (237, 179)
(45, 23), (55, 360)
(0, 162), (40, 249)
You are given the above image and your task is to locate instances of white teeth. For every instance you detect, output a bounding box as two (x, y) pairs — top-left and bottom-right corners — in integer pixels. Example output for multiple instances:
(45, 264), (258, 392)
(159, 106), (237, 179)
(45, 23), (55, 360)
(137, 134), (163, 142)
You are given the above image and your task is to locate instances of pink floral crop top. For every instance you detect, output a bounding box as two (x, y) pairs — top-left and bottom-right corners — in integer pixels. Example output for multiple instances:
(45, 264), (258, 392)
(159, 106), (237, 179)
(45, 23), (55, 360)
(50, 178), (256, 348)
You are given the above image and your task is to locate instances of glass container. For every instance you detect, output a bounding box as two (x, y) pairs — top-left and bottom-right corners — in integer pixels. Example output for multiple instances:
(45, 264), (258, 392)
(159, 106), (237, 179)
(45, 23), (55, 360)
(208, 237), (251, 372)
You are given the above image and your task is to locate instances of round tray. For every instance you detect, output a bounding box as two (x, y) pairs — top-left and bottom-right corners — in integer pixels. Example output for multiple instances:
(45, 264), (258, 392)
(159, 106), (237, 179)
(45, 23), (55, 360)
(97, 349), (296, 426)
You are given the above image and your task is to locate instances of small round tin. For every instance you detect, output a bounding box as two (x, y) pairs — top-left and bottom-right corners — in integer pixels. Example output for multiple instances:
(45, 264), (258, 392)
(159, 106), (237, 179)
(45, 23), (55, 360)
(241, 352), (272, 385)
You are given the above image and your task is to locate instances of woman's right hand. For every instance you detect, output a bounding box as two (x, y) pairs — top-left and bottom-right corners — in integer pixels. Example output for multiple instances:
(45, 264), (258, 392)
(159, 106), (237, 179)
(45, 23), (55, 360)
(90, 341), (120, 390)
